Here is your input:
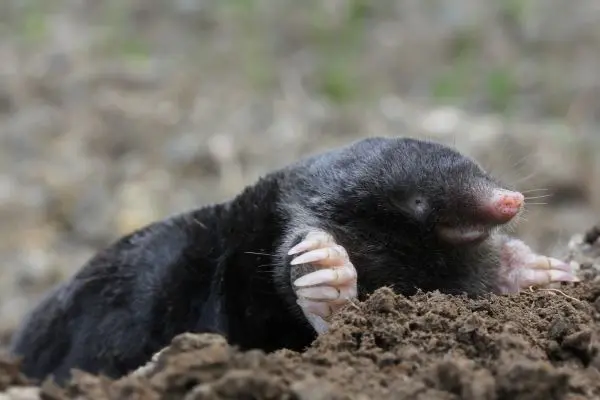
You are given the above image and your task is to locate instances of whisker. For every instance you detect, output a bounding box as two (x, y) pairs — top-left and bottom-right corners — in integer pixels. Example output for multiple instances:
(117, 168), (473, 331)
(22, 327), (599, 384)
(510, 150), (536, 170)
(516, 212), (529, 221)
(254, 269), (273, 274)
(520, 188), (549, 193)
(524, 194), (553, 200)
(513, 170), (539, 185)
(515, 210), (529, 221)
(525, 202), (548, 206)
(245, 251), (275, 257)
(193, 218), (208, 229)
(253, 263), (278, 274)
(506, 210), (528, 228)
(255, 262), (274, 268)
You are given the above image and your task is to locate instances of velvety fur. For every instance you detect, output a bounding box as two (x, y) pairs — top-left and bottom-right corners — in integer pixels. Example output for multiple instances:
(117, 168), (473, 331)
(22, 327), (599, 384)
(9, 137), (512, 384)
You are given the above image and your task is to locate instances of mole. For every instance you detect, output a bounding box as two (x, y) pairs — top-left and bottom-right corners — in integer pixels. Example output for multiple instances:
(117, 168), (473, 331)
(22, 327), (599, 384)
(8, 136), (579, 384)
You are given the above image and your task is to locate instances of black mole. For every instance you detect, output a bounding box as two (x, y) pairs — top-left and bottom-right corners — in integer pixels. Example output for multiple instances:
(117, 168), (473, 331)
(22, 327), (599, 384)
(8, 136), (578, 384)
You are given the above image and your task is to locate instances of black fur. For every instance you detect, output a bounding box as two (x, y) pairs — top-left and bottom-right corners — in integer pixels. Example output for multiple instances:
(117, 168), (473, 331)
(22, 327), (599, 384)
(9, 136), (513, 384)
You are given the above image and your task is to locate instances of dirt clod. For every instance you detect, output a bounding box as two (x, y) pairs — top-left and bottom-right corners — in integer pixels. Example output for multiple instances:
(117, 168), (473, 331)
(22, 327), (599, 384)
(584, 225), (600, 245)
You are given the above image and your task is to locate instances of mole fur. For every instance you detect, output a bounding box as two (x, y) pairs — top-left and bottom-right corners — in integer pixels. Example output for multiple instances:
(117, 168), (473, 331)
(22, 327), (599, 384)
(9, 136), (514, 384)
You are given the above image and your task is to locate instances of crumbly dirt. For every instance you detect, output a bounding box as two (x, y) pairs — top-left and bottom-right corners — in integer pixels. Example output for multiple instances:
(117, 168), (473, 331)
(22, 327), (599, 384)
(0, 230), (599, 400)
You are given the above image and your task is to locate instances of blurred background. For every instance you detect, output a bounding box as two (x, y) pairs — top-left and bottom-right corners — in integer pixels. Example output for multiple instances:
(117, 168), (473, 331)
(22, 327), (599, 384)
(1, 0), (600, 340)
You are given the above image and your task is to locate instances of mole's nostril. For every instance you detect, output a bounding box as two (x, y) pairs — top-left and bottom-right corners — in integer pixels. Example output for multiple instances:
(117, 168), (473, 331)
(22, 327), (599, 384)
(495, 191), (524, 214)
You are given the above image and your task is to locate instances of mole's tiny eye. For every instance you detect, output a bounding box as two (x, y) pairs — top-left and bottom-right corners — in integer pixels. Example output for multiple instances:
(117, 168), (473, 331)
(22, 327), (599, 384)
(411, 196), (428, 215)
(412, 196), (426, 207)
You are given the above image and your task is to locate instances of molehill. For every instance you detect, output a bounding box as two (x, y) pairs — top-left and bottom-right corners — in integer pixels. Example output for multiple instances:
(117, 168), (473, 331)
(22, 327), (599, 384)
(1, 226), (600, 400)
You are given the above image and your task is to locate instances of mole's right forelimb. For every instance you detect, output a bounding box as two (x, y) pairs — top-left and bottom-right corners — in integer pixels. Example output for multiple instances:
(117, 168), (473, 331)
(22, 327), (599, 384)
(495, 236), (580, 294)
(287, 230), (358, 334)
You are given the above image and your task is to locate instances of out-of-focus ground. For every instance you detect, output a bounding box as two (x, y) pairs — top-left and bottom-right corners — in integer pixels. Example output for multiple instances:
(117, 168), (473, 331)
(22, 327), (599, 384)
(1, 0), (600, 337)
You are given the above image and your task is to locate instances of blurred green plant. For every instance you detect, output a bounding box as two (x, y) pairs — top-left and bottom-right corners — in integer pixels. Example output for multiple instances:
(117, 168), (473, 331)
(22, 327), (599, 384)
(311, 0), (370, 104)
(432, 26), (517, 114)
(10, 0), (53, 46)
(486, 68), (516, 112)
(98, 1), (151, 65)
(22, 7), (47, 44)
(501, 0), (528, 23)
(432, 30), (477, 103)
(432, 62), (470, 101)
(319, 55), (359, 104)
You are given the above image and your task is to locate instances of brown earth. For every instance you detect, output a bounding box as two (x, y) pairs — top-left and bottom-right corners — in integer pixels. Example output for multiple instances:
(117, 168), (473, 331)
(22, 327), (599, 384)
(0, 227), (599, 400)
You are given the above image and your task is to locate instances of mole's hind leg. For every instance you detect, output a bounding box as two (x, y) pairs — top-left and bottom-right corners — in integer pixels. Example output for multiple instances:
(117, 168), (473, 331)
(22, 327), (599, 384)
(496, 237), (580, 294)
(288, 230), (358, 334)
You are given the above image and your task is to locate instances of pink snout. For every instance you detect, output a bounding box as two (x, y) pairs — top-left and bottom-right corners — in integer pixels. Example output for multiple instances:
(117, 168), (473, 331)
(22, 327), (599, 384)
(481, 189), (524, 223)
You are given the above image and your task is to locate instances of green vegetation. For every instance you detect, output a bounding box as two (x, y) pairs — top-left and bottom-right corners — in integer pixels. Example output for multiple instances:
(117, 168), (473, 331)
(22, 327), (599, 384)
(486, 68), (516, 113)
(311, 0), (369, 104)
(21, 7), (47, 44)
(3, 0), (564, 115)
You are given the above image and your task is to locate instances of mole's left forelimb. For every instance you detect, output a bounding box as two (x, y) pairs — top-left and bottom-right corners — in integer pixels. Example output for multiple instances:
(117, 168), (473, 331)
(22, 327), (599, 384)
(286, 230), (358, 334)
(494, 235), (580, 294)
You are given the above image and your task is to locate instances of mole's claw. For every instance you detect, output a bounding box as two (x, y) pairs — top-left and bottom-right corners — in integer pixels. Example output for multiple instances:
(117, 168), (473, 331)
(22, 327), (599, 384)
(290, 248), (329, 265)
(296, 284), (357, 302)
(497, 238), (580, 294)
(517, 269), (579, 288)
(297, 286), (339, 300)
(288, 231), (335, 255)
(288, 239), (319, 256)
(290, 245), (347, 267)
(293, 265), (356, 287)
(288, 229), (358, 334)
(532, 256), (574, 273)
(550, 269), (580, 282)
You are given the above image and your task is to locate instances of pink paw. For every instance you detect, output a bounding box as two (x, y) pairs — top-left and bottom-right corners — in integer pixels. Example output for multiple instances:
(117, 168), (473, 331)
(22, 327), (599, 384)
(497, 238), (580, 294)
(288, 230), (358, 334)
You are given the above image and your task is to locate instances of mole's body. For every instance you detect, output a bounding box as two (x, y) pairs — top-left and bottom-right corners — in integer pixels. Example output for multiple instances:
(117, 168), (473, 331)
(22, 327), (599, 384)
(9, 137), (578, 384)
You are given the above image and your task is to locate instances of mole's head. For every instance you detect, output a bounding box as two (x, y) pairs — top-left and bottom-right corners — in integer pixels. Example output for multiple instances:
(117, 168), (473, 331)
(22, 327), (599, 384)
(336, 137), (525, 246)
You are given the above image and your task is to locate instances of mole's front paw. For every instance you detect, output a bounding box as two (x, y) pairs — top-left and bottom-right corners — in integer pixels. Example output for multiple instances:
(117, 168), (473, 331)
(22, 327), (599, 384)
(288, 230), (357, 334)
(497, 238), (580, 294)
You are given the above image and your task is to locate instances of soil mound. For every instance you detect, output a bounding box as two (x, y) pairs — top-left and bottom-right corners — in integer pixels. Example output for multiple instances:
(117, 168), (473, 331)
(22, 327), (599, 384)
(2, 229), (600, 400)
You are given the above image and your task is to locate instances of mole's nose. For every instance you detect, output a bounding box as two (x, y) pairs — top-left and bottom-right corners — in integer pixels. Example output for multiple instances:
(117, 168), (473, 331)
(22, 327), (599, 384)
(481, 188), (524, 223)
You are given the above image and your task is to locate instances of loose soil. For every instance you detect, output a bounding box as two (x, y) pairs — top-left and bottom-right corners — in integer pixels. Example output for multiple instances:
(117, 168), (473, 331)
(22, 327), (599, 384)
(2, 231), (600, 400)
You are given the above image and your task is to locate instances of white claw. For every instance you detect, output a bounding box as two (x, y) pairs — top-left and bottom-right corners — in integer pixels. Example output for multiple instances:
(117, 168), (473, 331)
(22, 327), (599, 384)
(297, 286), (341, 300)
(296, 285), (357, 301)
(293, 265), (356, 287)
(532, 256), (577, 274)
(549, 270), (580, 282)
(517, 269), (580, 288)
(290, 246), (346, 266)
(288, 239), (320, 255)
(288, 231), (335, 255)
(290, 248), (329, 265)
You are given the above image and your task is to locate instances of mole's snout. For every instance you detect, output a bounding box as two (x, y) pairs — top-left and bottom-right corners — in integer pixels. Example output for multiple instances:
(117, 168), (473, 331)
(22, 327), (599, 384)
(435, 188), (524, 244)
(482, 188), (524, 223)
